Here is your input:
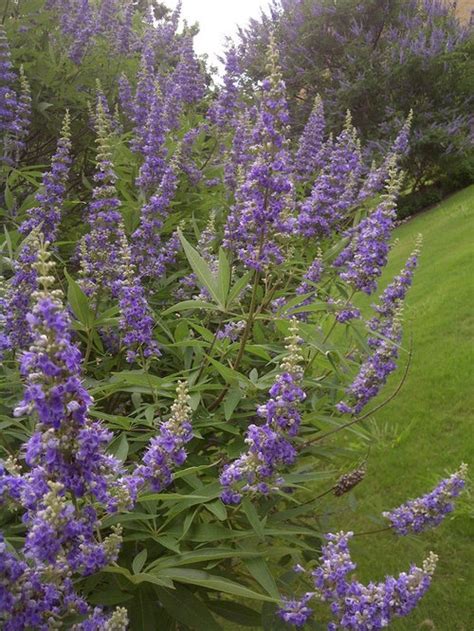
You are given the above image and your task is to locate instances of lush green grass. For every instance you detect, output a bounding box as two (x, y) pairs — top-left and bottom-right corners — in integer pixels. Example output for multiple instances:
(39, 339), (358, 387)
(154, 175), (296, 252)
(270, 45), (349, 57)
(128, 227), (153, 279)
(327, 185), (474, 629)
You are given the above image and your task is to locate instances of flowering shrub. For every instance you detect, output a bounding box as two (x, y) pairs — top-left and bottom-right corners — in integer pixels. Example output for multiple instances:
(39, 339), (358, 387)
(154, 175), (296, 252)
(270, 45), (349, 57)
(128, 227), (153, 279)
(0, 2), (468, 629)
(237, 0), (473, 201)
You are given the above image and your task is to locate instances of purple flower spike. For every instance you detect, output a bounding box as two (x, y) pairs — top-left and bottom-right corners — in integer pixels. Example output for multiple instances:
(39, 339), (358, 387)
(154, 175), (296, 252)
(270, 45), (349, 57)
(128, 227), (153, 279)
(295, 94), (326, 180)
(224, 37), (295, 270)
(298, 112), (362, 238)
(383, 464), (468, 535)
(133, 382), (193, 492)
(221, 320), (306, 504)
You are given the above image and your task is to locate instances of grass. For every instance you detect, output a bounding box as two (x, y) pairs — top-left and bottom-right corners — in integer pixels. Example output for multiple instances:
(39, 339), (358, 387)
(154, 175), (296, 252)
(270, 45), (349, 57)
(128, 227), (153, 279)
(222, 187), (474, 630)
(326, 185), (474, 629)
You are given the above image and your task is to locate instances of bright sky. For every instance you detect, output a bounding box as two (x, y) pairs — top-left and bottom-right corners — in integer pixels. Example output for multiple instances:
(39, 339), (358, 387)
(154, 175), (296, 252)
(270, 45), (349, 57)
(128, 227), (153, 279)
(166, 0), (271, 64)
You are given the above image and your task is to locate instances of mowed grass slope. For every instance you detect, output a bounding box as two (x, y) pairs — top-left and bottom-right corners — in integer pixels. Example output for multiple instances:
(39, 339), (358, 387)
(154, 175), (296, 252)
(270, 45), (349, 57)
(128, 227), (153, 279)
(328, 185), (474, 629)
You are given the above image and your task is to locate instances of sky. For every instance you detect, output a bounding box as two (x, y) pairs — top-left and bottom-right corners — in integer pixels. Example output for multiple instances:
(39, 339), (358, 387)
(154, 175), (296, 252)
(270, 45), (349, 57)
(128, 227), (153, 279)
(166, 0), (271, 64)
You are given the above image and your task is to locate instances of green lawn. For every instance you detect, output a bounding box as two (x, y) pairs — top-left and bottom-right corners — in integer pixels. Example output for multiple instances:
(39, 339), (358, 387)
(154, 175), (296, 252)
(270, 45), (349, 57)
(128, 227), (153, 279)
(327, 185), (474, 629)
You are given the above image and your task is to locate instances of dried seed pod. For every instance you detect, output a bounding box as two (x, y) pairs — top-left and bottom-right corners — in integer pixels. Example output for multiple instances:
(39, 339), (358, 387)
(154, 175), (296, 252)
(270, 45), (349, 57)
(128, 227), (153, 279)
(334, 466), (366, 496)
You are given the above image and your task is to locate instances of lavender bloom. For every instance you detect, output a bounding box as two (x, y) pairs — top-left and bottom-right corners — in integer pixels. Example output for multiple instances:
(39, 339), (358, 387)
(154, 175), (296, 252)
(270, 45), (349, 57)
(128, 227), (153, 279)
(295, 95), (326, 179)
(12, 248), (126, 510)
(124, 41), (156, 152)
(335, 306), (361, 324)
(74, 606), (129, 630)
(334, 166), (402, 295)
(20, 112), (72, 241)
(278, 592), (314, 627)
(217, 320), (246, 342)
(132, 151), (180, 279)
(0, 25), (18, 163)
(118, 73), (135, 121)
(221, 321), (306, 504)
(223, 108), (255, 191)
(281, 531), (438, 629)
(164, 35), (205, 129)
(298, 113), (363, 237)
(336, 310), (403, 415)
(0, 533), (90, 630)
(331, 552), (438, 630)
(3, 114), (72, 351)
(67, 0), (96, 64)
(292, 253), (324, 319)
(79, 98), (125, 298)
(118, 235), (160, 363)
(312, 531), (356, 602)
(115, 1), (135, 55)
(367, 240), (421, 349)
(133, 382), (193, 492)
(223, 38), (295, 270)
(136, 82), (167, 192)
(359, 112), (413, 200)
(383, 464), (468, 536)
(180, 126), (203, 185)
(208, 45), (242, 128)
(11, 66), (31, 160)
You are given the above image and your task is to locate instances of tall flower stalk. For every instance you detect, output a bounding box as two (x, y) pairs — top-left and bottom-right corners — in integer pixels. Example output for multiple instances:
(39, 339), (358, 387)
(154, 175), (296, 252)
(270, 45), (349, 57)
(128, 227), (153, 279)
(221, 320), (305, 503)
(223, 36), (295, 271)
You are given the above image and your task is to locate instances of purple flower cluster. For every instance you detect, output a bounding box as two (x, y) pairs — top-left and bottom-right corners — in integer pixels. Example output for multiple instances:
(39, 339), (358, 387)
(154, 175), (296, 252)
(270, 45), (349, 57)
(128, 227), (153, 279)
(79, 98), (125, 298)
(280, 531), (439, 630)
(217, 320), (246, 343)
(135, 82), (167, 192)
(334, 167), (402, 295)
(298, 113), (362, 237)
(383, 464), (468, 535)
(224, 38), (295, 270)
(295, 95), (326, 180)
(337, 237), (422, 414)
(368, 240), (421, 344)
(132, 151), (181, 280)
(2, 114), (72, 352)
(221, 321), (306, 504)
(291, 253), (324, 319)
(133, 382), (193, 492)
(359, 112), (413, 200)
(336, 316), (401, 416)
(0, 27), (31, 164)
(118, 235), (160, 363)
(208, 46), (243, 129)
(0, 245), (129, 629)
(20, 112), (72, 241)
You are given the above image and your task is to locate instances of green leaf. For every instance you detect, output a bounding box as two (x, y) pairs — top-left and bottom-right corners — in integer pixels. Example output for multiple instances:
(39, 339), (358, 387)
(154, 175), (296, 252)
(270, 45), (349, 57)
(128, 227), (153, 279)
(244, 556), (280, 599)
(218, 247), (231, 305)
(155, 585), (222, 631)
(155, 568), (276, 602)
(242, 498), (265, 540)
(109, 433), (129, 462)
(208, 600), (261, 627)
(162, 299), (218, 314)
(65, 270), (95, 328)
(179, 231), (223, 307)
(132, 548), (148, 574)
(149, 548), (261, 571)
(224, 387), (242, 421)
(205, 499), (228, 521)
(227, 271), (252, 306)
